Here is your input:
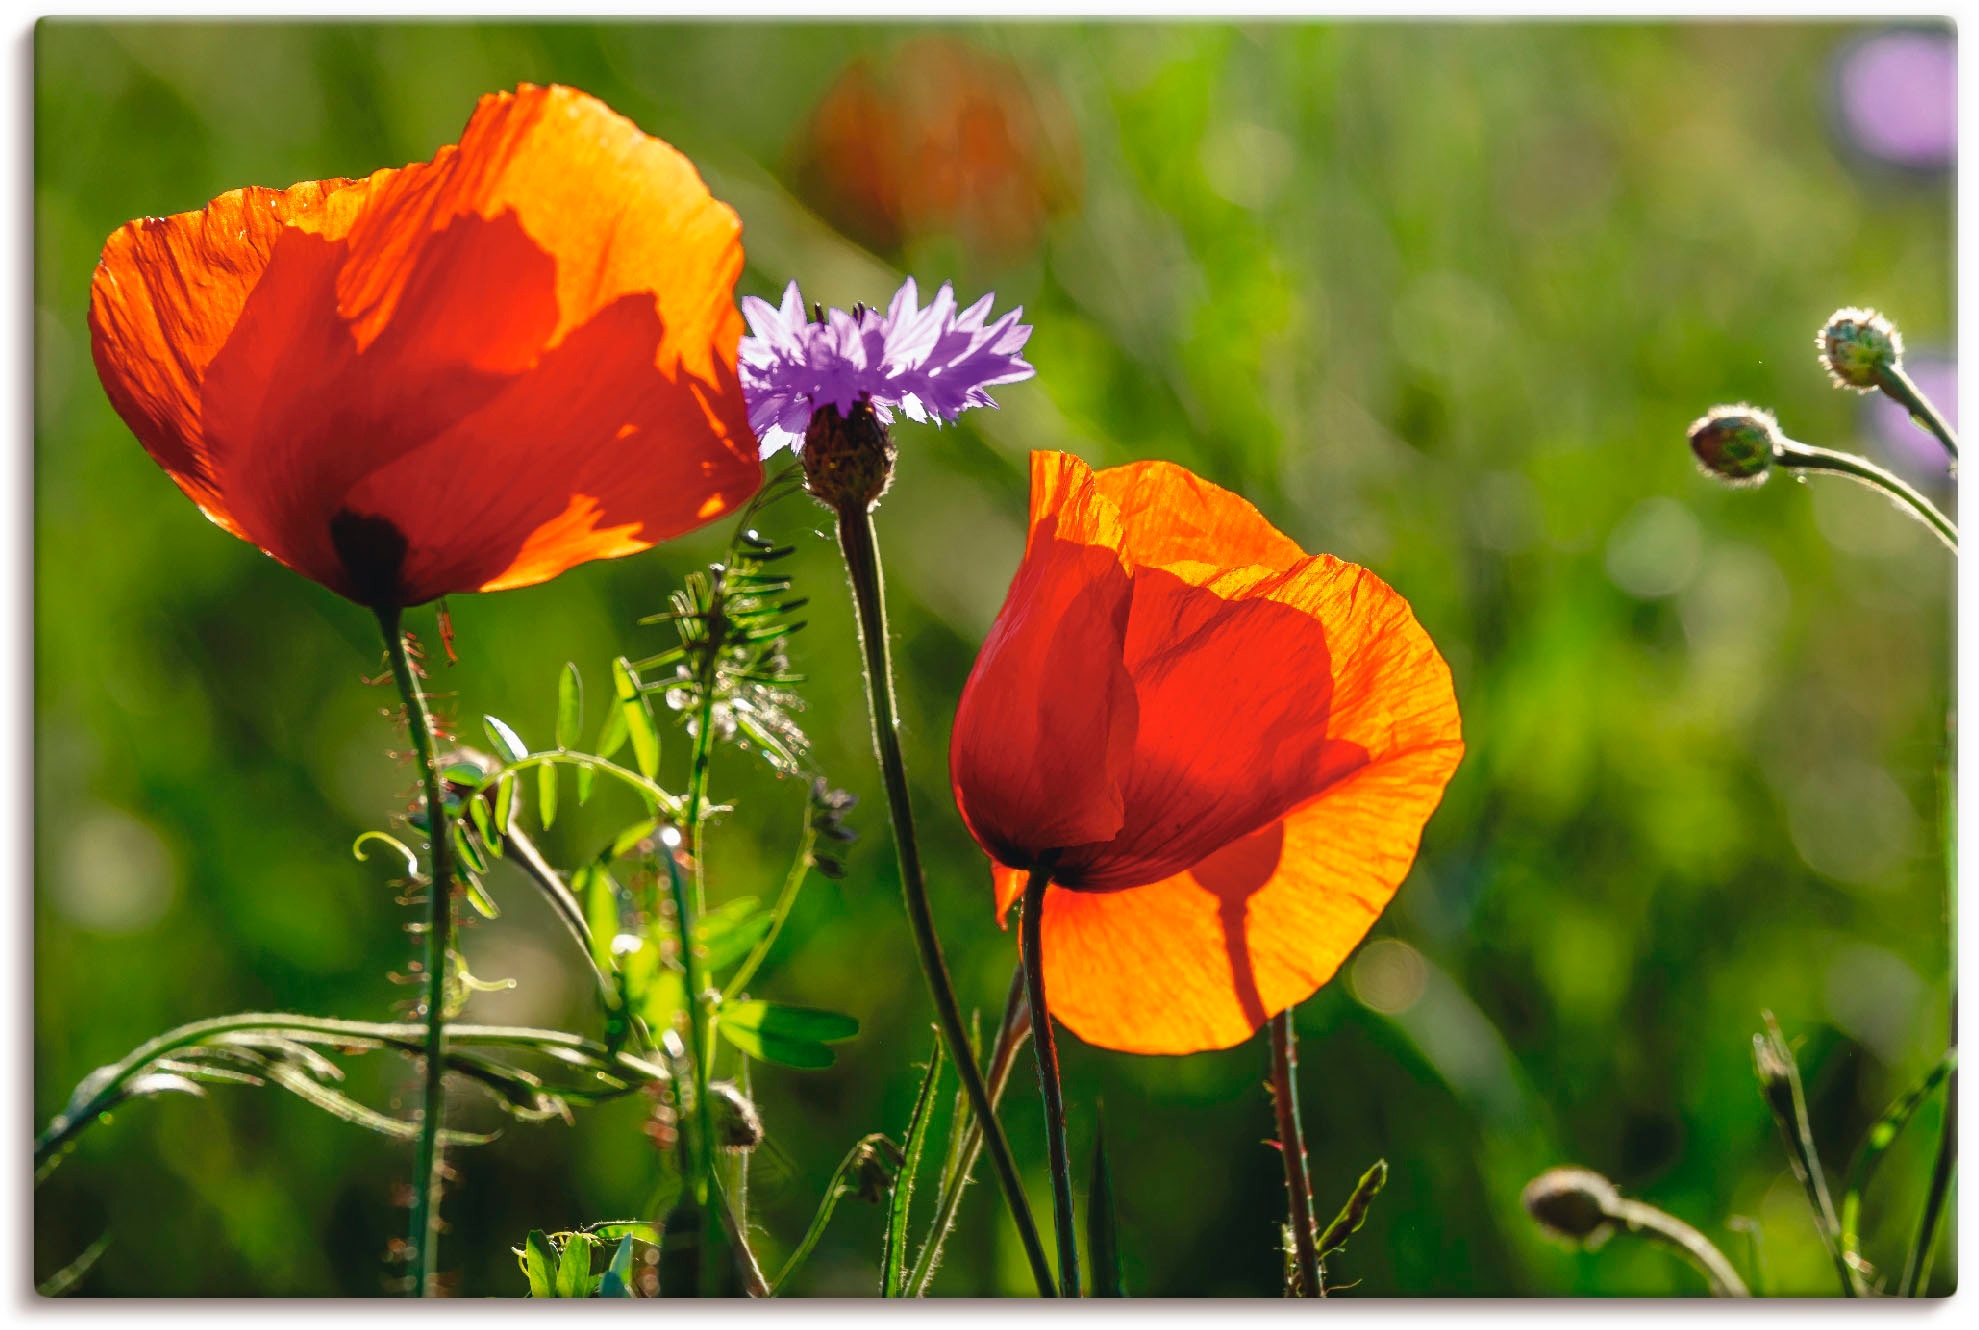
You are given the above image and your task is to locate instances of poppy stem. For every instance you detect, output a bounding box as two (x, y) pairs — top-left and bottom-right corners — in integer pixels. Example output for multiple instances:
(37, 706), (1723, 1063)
(830, 500), (1058, 1298)
(376, 606), (452, 1298)
(1268, 1009), (1326, 1298)
(1020, 865), (1081, 1297)
(1774, 436), (1957, 552)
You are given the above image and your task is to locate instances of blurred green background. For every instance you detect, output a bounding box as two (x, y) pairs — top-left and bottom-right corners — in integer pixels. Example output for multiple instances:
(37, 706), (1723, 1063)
(34, 19), (1954, 1297)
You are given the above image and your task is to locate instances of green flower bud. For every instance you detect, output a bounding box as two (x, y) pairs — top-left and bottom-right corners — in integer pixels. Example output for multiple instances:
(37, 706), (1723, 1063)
(803, 399), (896, 512)
(1818, 307), (1904, 392)
(707, 1080), (763, 1152)
(1522, 1167), (1620, 1247)
(1687, 405), (1782, 488)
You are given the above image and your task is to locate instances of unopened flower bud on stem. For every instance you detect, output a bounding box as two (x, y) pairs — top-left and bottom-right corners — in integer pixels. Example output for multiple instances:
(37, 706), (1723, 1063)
(1818, 307), (1904, 392)
(1687, 405), (1782, 488)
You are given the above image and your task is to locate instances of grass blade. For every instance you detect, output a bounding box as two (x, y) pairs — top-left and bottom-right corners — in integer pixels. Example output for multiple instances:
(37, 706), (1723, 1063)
(1087, 1103), (1124, 1296)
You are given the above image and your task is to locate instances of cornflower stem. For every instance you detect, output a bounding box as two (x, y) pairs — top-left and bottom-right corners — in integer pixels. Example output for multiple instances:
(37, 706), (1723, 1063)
(1877, 363), (1959, 462)
(1268, 1009), (1325, 1298)
(908, 964), (1031, 1295)
(377, 606), (453, 1298)
(1020, 865), (1080, 1297)
(831, 499), (1056, 1298)
(659, 835), (720, 1296)
(1604, 1197), (1751, 1298)
(1776, 437), (1957, 552)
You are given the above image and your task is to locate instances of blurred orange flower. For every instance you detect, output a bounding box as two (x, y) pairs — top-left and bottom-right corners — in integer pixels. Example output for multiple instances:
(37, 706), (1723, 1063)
(793, 36), (1082, 261)
(951, 452), (1464, 1055)
(89, 83), (760, 610)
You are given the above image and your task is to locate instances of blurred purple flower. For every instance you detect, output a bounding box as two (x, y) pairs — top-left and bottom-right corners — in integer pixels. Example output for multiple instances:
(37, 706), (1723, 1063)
(1837, 30), (1956, 170)
(738, 277), (1035, 458)
(1866, 353), (1957, 481)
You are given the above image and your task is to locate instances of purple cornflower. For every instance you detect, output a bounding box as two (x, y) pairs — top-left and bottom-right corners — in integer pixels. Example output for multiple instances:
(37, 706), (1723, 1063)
(738, 277), (1035, 458)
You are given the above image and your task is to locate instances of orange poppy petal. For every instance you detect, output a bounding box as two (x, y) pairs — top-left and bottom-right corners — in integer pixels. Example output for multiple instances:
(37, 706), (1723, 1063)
(96, 83), (759, 607)
(86, 179), (358, 537)
(1035, 731), (1462, 1054)
(334, 84), (746, 384)
(1092, 457), (1306, 575)
(952, 452), (1139, 866)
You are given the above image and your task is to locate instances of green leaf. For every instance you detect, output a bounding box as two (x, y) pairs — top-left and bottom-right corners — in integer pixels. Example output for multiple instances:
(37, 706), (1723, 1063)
(578, 861), (618, 978)
(493, 772), (517, 841)
(556, 663), (583, 750)
(595, 702), (628, 765)
(576, 762), (595, 806)
(1088, 1104), (1124, 1295)
(612, 658), (660, 780)
(537, 763), (559, 830)
(719, 999), (859, 1045)
(718, 1022), (837, 1071)
(609, 819), (659, 862)
(881, 1033), (945, 1295)
(556, 1231), (595, 1298)
(697, 897), (771, 973)
(522, 1229), (557, 1297)
(452, 822), (487, 876)
(483, 714), (528, 763)
(462, 874), (501, 920)
(598, 1233), (636, 1297)
(466, 794), (494, 848)
(1317, 1159), (1388, 1258)
(588, 1221), (662, 1246)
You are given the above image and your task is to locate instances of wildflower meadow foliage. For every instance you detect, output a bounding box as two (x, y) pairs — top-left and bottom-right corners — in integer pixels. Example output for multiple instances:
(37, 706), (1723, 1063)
(35, 21), (1954, 1299)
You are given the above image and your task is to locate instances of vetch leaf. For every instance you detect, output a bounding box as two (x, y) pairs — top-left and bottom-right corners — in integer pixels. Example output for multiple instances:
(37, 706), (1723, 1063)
(537, 763), (559, 830)
(718, 1022), (836, 1071)
(598, 1233), (636, 1297)
(494, 772), (517, 840)
(523, 1229), (557, 1297)
(697, 898), (771, 973)
(612, 658), (661, 781)
(595, 702), (628, 765)
(483, 715), (529, 764)
(556, 1231), (595, 1298)
(719, 1000), (859, 1045)
(557, 663), (584, 751)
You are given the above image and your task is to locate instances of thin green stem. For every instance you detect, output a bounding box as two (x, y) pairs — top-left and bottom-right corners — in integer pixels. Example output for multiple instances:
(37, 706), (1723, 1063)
(1755, 1013), (1863, 1296)
(1876, 363), (1959, 462)
(831, 500), (1056, 1298)
(378, 607), (452, 1298)
(772, 1134), (892, 1295)
(721, 821), (816, 1003)
(1607, 1198), (1751, 1297)
(685, 595), (722, 921)
(1020, 867), (1079, 1297)
(908, 964), (1030, 1296)
(1777, 437), (1957, 552)
(658, 835), (720, 1296)
(1269, 1009), (1325, 1298)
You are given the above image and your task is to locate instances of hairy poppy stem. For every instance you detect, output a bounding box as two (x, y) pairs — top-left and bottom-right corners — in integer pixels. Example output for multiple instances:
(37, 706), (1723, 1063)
(831, 501), (1057, 1298)
(377, 607), (452, 1298)
(1876, 362), (1959, 462)
(1020, 866), (1080, 1297)
(1269, 1009), (1326, 1297)
(1775, 437), (1957, 552)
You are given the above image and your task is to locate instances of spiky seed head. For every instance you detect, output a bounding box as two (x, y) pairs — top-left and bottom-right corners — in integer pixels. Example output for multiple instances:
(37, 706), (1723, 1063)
(1819, 307), (1904, 391)
(1688, 404), (1782, 488)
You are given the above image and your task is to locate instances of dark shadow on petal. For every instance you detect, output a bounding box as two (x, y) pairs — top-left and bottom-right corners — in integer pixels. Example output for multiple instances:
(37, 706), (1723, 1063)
(1188, 819), (1285, 1032)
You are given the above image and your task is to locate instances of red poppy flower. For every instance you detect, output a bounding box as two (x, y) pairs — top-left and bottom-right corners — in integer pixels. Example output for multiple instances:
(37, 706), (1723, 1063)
(951, 451), (1464, 1055)
(88, 83), (760, 609)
